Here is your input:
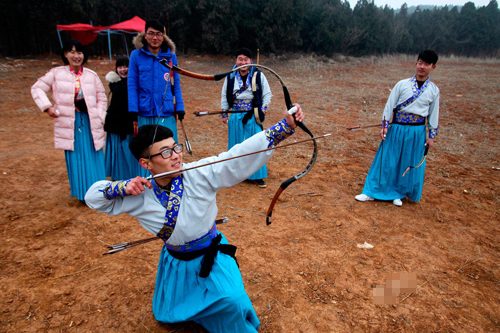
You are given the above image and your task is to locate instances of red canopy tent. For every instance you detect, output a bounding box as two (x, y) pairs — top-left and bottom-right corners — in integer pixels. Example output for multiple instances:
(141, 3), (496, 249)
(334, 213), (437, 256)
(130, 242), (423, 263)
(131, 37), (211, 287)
(56, 23), (108, 45)
(107, 16), (145, 33)
(56, 17), (145, 61)
(100, 16), (146, 60)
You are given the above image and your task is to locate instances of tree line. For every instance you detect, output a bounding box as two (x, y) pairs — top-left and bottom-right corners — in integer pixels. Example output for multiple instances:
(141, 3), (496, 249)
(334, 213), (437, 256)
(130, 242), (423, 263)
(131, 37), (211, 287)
(1, 0), (499, 58)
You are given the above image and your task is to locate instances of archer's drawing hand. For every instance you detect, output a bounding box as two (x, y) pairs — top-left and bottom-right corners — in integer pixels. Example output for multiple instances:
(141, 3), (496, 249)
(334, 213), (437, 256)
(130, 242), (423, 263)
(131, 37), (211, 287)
(125, 177), (152, 196)
(45, 107), (60, 118)
(285, 103), (303, 129)
(380, 128), (388, 141)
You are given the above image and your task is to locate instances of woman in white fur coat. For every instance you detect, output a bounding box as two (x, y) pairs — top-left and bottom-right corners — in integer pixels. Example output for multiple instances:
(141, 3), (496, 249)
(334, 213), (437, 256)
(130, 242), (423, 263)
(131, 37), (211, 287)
(104, 57), (141, 180)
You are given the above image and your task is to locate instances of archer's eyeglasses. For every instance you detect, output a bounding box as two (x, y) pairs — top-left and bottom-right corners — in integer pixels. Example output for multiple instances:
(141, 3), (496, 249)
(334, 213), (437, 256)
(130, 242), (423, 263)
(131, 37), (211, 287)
(148, 144), (184, 159)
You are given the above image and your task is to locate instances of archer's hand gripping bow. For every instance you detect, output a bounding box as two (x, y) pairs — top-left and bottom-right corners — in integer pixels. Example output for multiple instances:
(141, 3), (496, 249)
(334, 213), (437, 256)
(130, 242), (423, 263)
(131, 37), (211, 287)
(159, 61), (319, 225)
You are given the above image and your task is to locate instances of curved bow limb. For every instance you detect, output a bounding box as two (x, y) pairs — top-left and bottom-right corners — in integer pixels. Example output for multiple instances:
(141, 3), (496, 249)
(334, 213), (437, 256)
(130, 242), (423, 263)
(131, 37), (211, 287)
(235, 66), (319, 225)
(158, 61), (320, 225)
(159, 61), (288, 86)
(265, 105), (318, 226)
(159, 59), (233, 81)
(252, 52), (263, 128)
(402, 144), (429, 177)
(265, 130), (318, 225)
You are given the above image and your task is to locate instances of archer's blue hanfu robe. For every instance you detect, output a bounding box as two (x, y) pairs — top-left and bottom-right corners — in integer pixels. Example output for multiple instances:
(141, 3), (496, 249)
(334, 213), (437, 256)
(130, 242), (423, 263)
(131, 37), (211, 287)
(362, 76), (439, 202)
(221, 68), (272, 181)
(85, 119), (294, 332)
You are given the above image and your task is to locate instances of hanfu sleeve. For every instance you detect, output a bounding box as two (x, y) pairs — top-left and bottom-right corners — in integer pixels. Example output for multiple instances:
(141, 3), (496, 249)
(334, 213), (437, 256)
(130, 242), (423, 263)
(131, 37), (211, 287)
(85, 180), (147, 216)
(260, 73), (272, 112)
(187, 119), (294, 192)
(427, 90), (440, 138)
(221, 77), (230, 111)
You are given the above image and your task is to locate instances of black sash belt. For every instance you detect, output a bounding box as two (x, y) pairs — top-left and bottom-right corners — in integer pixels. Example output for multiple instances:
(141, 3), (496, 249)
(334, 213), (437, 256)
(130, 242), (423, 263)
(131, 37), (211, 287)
(391, 121), (425, 126)
(167, 234), (238, 278)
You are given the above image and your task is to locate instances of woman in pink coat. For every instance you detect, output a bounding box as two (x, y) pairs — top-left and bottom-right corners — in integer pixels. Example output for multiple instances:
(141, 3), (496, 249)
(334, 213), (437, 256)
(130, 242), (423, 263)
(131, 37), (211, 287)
(31, 40), (106, 203)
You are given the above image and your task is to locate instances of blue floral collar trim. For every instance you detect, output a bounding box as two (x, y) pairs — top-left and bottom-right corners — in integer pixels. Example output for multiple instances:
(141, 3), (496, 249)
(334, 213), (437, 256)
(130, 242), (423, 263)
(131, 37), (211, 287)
(394, 76), (430, 112)
(152, 176), (183, 243)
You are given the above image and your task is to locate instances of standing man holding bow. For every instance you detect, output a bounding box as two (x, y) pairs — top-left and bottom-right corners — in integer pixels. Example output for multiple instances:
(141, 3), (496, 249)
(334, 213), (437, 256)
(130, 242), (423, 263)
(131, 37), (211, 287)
(355, 50), (440, 206)
(221, 48), (272, 188)
(85, 105), (304, 332)
(128, 20), (185, 177)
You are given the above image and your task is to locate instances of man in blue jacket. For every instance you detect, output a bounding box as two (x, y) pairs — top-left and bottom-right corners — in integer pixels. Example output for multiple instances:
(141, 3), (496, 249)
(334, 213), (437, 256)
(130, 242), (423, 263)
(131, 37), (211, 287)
(128, 20), (184, 162)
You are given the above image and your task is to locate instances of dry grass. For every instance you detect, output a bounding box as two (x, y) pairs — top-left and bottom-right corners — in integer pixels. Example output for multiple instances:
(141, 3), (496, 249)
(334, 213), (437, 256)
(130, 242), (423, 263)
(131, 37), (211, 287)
(272, 52), (500, 68)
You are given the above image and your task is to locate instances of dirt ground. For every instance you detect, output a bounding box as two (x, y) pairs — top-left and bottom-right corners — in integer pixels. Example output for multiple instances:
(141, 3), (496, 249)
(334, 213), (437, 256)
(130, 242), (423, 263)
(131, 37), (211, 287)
(0, 54), (499, 333)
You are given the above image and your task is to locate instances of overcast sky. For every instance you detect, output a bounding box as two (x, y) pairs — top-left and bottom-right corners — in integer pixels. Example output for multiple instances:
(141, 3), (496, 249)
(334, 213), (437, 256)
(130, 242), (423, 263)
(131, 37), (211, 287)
(362, 0), (491, 9)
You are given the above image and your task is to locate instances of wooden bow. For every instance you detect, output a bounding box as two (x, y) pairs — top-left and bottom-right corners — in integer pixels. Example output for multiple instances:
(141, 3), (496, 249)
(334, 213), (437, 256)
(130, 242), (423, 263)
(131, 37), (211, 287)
(402, 144), (429, 177)
(159, 61), (320, 225)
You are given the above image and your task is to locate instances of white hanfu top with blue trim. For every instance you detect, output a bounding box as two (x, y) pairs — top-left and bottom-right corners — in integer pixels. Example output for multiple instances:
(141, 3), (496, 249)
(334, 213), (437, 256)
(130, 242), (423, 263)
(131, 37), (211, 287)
(382, 76), (439, 137)
(85, 119), (294, 332)
(361, 76), (440, 202)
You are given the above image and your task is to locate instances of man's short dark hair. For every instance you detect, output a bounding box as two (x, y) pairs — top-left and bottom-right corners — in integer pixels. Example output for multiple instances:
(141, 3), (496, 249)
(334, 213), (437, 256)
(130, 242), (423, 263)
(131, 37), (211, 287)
(145, 20), (164, 32)
(129, 125), (174, 161)
(418, 50), (438, 65)
(61, 40), (89, 65)
(235, 48), (252, 59)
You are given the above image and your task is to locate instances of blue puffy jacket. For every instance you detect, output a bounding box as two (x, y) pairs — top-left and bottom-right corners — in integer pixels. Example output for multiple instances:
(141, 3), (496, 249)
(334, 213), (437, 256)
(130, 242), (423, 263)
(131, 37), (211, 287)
(128, 34), (184, 117)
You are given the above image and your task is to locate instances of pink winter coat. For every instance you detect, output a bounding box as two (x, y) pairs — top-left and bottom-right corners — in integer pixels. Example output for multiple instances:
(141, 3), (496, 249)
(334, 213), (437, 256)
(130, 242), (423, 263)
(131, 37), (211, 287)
(31, 66), (107, 151)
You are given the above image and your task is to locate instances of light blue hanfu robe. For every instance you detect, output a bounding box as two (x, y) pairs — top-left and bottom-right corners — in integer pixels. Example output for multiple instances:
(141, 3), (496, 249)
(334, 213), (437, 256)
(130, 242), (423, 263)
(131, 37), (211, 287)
(361, 76), (439, 202)
(105, 133), (143, 180)
(65, 112), (106, 201)
(85, 119), (295, 332)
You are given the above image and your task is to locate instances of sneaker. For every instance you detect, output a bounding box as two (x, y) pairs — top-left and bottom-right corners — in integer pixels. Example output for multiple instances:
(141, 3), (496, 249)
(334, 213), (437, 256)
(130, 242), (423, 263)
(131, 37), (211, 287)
(254, 179), (267, 188)
(355, 194), (374, 202)
(393, 199), (403, 206)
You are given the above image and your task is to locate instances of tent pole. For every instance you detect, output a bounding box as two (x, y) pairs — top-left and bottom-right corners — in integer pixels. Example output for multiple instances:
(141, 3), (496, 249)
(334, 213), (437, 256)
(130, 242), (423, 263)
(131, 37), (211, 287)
(108, 30), (112, 61)
(124, 34), (129, 57)
(57, 30), (63, 48)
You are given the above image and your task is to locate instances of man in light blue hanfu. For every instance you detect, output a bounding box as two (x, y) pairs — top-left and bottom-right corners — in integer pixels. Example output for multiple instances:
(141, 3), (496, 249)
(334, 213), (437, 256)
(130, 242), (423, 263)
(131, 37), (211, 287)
(221, 48), (272, 188)
(85, 105), (304, 332)
(355, 50), (440, 207)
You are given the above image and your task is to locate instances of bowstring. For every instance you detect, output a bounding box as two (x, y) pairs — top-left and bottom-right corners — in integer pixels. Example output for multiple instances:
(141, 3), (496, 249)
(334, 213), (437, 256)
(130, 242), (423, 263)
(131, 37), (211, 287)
(161, 61), (319, 222)
(145, 78), (171, 169)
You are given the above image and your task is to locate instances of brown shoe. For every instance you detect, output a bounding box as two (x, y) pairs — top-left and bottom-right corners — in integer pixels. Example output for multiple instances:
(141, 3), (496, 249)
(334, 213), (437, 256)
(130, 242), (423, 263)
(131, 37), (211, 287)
(254, 179), (267, 188)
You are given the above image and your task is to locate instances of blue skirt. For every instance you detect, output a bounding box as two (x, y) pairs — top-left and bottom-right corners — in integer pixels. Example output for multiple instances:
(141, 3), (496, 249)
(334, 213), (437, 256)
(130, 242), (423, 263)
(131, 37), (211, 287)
(152, 232), (260, 332)
(105, 133), (142, 180)
(64, 112), (106, 201)
(362, 124), (427, 202)
(228, 112), (267, 180)
(137, 116), (178, 178)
